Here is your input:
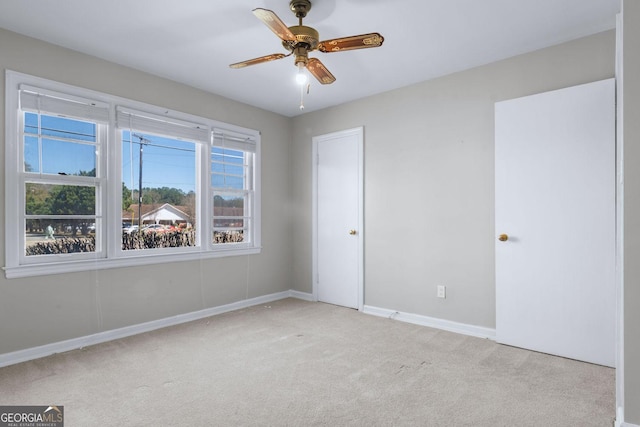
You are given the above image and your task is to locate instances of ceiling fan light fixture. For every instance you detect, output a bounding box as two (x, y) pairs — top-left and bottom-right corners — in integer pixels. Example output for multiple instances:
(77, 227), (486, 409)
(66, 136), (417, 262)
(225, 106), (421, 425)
(295, 63), (308, 85)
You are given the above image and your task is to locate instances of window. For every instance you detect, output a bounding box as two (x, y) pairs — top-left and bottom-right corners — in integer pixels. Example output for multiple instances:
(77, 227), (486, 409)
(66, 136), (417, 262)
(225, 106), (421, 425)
(4, 71), (260, 278)
(116, 107), (206, 253)
(120, 130), (197, 250)
(18, 87), (107, 262)
(211, 130), (257, 246)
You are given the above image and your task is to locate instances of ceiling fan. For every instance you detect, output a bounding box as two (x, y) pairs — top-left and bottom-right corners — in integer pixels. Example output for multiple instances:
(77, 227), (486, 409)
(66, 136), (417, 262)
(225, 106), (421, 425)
(229, 0), (384, 86)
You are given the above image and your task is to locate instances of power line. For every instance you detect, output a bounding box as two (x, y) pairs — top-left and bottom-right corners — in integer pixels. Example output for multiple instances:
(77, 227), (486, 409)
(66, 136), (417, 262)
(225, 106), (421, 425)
(25, 125), (96, 140)
(125, 137), (196, 153)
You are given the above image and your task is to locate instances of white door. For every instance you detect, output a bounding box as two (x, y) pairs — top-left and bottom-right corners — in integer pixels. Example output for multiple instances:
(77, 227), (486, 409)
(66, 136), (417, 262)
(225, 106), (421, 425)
(495, 79), (616, 367)
(312, 127), (363, 309)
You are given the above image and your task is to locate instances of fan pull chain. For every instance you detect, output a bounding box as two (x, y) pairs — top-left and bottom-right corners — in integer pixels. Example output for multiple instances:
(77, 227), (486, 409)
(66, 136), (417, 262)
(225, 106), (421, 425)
(299, 83), (311, 110)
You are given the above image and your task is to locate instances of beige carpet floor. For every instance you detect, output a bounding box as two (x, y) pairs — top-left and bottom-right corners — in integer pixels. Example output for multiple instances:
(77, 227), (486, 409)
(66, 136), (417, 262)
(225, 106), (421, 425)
(0, 298), (615, 426)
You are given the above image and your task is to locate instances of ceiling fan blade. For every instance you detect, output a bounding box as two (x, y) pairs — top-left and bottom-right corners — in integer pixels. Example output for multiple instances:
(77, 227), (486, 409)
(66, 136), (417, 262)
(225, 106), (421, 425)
(318, 33), (384, 53)
(307, 58), (336, 85)
(229, 53), (288, 69)
(252, 8), (297, 43)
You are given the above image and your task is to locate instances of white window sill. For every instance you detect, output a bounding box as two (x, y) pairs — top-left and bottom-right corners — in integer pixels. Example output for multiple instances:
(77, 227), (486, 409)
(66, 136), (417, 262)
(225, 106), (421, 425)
(3, 247), (262, 279)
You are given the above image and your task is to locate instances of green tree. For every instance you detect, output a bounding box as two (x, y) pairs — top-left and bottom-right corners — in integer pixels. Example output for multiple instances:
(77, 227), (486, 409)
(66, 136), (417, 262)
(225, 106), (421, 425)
(139, 186), (186, 205)
(182, 191), (196, 224)
(122, 183), (133, 210)
(25, 183), (50, 232)
(47, 185), (95, 215)
(213, 195), (243, 208)
(142, 187), (161, 205)
(45, 169), (96, 235)
(25, 183), (50, 215)
(226, 197), (244, 208)
(43, 168), (96, 215)
(157, 186), (185, 205)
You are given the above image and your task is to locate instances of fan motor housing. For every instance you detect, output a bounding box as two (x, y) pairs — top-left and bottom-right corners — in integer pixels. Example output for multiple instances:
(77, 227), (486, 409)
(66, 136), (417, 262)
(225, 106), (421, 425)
(283, 25), (319, 51)
(290, 0), (312, 18)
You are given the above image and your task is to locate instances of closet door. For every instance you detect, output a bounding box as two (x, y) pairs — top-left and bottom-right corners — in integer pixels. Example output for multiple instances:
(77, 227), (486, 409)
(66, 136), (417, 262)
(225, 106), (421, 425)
(495, 79), (616, 367)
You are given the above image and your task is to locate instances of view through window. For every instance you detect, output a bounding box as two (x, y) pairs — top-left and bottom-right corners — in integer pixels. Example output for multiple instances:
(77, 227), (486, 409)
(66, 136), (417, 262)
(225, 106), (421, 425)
(211, 145), (252, 245)
(121, 130), (197, 251)
(6, 72), (261, 278)
(23, 112), (100, 256)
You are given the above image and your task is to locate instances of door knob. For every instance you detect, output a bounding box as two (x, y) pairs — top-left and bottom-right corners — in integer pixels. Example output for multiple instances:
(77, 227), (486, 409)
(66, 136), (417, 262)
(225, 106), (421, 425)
(498, 234), (509, 242)
(349, 230), (357, 235)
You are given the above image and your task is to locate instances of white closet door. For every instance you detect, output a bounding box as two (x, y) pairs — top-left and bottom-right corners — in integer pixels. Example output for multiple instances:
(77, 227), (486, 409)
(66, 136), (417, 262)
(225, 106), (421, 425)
(495, 79), (616, 367)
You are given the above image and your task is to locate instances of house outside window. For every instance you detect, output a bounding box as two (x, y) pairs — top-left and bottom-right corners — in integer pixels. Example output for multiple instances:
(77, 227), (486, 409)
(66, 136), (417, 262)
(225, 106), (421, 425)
(4, 71), (261, 278)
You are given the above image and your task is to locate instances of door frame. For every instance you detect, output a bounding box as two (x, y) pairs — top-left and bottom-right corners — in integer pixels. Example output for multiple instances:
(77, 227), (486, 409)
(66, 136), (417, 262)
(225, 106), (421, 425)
(312, 127), (364, 310)
(615, 13), (624, 424)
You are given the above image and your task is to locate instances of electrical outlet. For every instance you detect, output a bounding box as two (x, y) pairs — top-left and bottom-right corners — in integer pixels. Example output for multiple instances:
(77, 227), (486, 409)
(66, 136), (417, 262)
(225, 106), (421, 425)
(437, 285), (446, 299)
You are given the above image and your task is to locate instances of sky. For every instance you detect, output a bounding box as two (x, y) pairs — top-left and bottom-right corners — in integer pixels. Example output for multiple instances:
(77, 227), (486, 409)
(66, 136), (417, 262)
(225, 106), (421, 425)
(122, 131), (196, 194)
(25, 113), (197, 194)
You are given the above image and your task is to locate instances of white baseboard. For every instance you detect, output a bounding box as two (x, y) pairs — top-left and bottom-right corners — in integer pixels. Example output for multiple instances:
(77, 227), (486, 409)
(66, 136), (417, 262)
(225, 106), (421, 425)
(0, 290), (312, 368)
(363, 305), (496, 340)
(289, 289), (315, 302)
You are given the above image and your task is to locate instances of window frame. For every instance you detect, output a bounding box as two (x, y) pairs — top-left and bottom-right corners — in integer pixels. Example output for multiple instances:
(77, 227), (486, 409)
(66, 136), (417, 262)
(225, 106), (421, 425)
(114, 106), (207, 258)
(19, 105), (107, 266)
(4, 71), (261, 279)
(211, 128), (259, 249)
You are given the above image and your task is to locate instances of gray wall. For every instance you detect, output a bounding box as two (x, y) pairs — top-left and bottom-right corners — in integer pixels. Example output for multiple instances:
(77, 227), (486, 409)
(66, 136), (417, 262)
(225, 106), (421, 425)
(0, 29), (293, 354)
(291, 31), (615, 329)
(622, 0), (640, 423)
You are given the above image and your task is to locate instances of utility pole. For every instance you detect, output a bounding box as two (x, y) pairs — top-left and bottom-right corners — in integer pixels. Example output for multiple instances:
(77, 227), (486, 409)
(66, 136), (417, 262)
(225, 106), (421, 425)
(133, 133), (151, 228)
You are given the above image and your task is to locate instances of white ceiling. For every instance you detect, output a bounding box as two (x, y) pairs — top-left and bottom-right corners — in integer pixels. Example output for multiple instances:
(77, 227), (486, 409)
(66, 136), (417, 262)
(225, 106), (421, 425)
(0, 0), (619, 117)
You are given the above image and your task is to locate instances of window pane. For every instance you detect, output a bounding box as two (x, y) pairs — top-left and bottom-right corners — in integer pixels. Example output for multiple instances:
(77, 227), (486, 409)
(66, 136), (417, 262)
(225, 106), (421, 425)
(24, 112), (38, 134)
(24, 136), (39, 173)
(25, 113), (97, 142)
(213, 229), (244, 243)
(121, 131), (197, 251)
(213, 193), (245, 217)
(211, 145), (252, 246)
(42, 138), (96, 176)
(211, 148), (246, 189)
(212, 147), (243, 164)
(25, 183), (95, 215)
(211, 173), (244, 188)
(24, 112), (98, 176)
(212, 192), (246, 244)
(25, 218), (95, 256)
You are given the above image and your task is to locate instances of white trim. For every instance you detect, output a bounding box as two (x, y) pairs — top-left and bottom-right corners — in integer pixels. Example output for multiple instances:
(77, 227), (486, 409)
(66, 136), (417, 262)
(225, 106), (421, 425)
(5, 71), (22, 270)
(615, 11), (626, 426)
(619, 423), (640, 427)
(3, 247), (262, 279)
(363, 305), (496, 340)
(311, 137), (319, 303)
(289, 290), (315, 302)
(0, 290), (311, 368)
(311, 127), (364, 311)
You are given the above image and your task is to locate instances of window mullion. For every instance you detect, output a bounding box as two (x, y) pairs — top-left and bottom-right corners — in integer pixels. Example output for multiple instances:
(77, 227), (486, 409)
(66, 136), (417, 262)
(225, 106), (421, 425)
(199, 140), (209, 250)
